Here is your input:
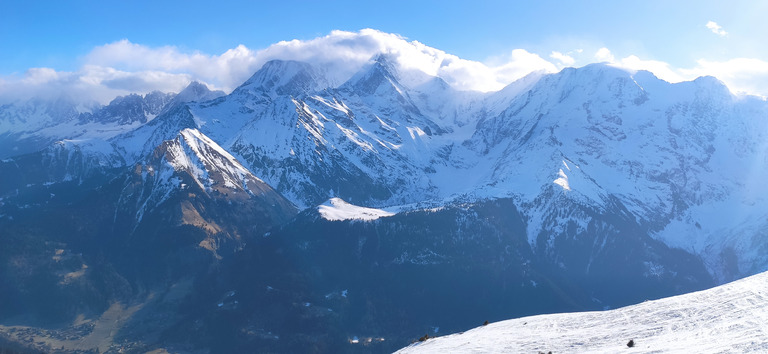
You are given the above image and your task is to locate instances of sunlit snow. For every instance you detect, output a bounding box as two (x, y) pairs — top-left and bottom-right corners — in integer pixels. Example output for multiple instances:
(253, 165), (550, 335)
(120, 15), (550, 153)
(553, 168), (570, 191)
(318, 197), (394, 221)
(399, 270), (768, 353)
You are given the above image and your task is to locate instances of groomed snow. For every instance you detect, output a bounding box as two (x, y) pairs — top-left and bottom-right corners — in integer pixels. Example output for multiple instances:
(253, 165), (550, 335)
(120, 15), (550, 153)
(397, 270), (768, 353)
(318, 197), (395, 221)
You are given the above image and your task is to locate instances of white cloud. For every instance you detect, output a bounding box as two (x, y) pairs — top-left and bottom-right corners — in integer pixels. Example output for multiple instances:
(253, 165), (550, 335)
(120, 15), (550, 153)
(22, 67), (61, 85)
(85, 40), (258, 92)
(616, 55), (685, 83)
(1, 29), (564, 103)
(706, 21), (728, 37)
(601, 54), (768, 98)
(0, 65), (192, 104)
(436, 56), (501, 91)
(493, 49), (558, 84)
(242, 29), (557, 91)
(594, 47), (615, 63)
(681, 58), (768, 96)
(550, 51), (575, 66)
(3, 29), (768, 104)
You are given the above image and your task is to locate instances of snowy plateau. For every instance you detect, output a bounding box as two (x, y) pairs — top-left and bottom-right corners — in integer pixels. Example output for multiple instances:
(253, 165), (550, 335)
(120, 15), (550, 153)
(2, 51), (768, 352)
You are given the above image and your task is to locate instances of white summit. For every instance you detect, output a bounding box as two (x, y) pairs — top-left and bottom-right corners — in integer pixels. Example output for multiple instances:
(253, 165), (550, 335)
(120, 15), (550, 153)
(397, 271), (768, 353)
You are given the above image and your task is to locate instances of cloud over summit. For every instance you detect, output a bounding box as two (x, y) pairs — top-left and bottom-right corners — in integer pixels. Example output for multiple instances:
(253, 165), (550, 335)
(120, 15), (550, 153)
(81, 29), (560, 93)
(1, 29), (561, 103)
(1, 29), (768, 103)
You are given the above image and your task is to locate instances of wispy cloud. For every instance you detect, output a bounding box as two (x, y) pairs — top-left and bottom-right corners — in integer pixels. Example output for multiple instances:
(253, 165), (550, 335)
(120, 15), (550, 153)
(550, 51), (575, 66)
(489, 49), (558, 86)
(706, 21), (728, 37)
(0, 65), (193, 104)
(588, 50), (768, 98)
(680, 58), (768, 95)
(616, 55), (685, 83)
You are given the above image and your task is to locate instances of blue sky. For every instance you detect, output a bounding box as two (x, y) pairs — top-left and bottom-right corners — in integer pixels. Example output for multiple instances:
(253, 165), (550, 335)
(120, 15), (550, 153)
(2, 0), (767, 101)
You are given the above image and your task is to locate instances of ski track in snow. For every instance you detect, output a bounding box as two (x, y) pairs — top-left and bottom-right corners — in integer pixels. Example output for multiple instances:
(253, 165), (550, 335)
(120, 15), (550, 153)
(398, 271), (768, 353)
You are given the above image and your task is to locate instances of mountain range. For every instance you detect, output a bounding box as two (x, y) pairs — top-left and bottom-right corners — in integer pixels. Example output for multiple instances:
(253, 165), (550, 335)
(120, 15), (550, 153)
(1, 52), (767, 352)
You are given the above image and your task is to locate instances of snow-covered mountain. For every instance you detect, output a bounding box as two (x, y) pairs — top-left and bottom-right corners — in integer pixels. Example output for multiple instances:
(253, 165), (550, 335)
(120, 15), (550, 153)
(397, 269), (768, 353)
(0, 81), (223, 159)
(116, 127), (296, 227)
(2, 52), (768, 352)
(5, 56), (768, 283)
(150, 58), (768, 283)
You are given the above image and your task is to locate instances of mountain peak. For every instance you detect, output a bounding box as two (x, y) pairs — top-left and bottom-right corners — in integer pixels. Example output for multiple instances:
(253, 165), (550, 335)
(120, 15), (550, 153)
(235, 60), (327, 97)
(172, 81), (225, 105)
(692, 75), (732, 96)
(153, 128), (297, 218)
(529, 63), (647, 104)
(561, 62), (633, 81)
(340, 53), (409, 96)
(371, 52), (399, 73)
(179, 81), (211, 96)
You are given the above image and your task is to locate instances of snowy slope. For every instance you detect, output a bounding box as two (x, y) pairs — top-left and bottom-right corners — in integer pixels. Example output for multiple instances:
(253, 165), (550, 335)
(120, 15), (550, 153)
(317, 197), (394, 221)
(116, 127), (296, 228)
(398, 270), (768, 353)
(161, 128), (281, 198)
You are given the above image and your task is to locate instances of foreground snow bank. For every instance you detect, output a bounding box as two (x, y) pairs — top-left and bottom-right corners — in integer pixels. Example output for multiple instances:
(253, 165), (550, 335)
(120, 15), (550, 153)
(398, 271), (768, 353)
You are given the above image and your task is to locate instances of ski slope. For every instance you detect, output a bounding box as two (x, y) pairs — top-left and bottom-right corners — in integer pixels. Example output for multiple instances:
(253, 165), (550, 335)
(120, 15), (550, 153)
(398, 271), (768, 353)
